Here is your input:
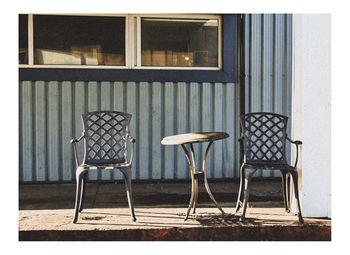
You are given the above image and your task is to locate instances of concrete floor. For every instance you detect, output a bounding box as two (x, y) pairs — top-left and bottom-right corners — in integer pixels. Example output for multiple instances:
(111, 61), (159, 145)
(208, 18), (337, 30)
(18, 181), (331, 240)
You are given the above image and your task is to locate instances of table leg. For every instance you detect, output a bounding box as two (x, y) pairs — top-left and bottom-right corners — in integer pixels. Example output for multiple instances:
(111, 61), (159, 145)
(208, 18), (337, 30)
(181, 144), (196, 220)
(193, 179), (198, 213)
(189, 143), (198, 214)
(203, 141), (225, 215)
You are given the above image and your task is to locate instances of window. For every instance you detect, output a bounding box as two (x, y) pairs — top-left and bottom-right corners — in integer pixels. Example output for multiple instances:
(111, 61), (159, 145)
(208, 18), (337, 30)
(33, 15), (125, 66)
(140, 16), (220, 68)
(19, 14), (238, 82)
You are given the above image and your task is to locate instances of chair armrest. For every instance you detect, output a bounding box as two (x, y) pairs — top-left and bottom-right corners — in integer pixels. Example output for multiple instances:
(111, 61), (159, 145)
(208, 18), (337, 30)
(70, 138), (81, 144)
(71, 133), (84, 167)
(70, 134), (84, 144)
(286, 136), (302, 167)
(128, 136), (136, 165)
(286, 136), (302, 145)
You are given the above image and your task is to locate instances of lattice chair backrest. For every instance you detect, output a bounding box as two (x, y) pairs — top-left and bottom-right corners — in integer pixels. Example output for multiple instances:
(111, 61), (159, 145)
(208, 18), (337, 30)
(240, 112), (288, 164)
(81, 111), (132, 165)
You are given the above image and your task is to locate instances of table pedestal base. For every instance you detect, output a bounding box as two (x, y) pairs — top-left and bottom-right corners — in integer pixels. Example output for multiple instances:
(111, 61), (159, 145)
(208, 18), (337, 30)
(181, 142), (225, 220)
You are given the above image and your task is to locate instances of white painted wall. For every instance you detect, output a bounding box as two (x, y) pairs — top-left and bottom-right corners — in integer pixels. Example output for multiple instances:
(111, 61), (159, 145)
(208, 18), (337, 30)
(291, 14), (331, 218)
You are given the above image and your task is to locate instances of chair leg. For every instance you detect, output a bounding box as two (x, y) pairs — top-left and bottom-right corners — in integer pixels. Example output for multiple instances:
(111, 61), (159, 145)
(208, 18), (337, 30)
(290, 170), (304, 224)
(240, 168), (256, 222)
(78, 172), (88, 212)
(280, 170), (290, 213)
(120, 167), (136, 222)
(286, 173), (291, 212)
(235, 164), (245, 212)
(73, 167), (88, 224)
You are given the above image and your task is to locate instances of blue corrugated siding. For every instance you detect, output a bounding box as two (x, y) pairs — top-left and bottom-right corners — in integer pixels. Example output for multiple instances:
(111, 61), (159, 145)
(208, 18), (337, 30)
(243, 14), (293, 177)
(19, 81), (240, 182)
(18, 14), (293, 183)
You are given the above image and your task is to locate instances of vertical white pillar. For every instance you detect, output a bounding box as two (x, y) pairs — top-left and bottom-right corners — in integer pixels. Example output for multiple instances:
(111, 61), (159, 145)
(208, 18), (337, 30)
(292, 14), (331, 218)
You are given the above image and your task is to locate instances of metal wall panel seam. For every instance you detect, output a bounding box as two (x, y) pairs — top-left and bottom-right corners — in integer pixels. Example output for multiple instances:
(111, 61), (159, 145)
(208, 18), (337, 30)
(163, 82), (175, 179)
(126, 82), (139, 179)
(286, 14), (293, 163)
(234, 83), (241, 178)
(189, 82), (201, 173)
(44, 81), (49, 182)
(205, 82), (215, 178)
(262, 14), (274, 113)
(30, 81), (36, 182)
(139, 81), (151, 180)
(175, 82), (189, 179)
(61, 81), (73, 181)
(260, 14), (265, 111)
(213, 82), (224, 178)
(274, 14), (284, 116)
(70, 81), (76, 181)
(58, 81), (63, 182)
(173, 82), (178, 179)
(224, 83), (236, 178)
(19, 81), (23, 182)
(246, 14), (252, 113)
(272, 14), (276, 113)
(252, 14), (262, 114)
(160, 82), (166, 179)
(48, 81), (60, 182)
(151, 82), (162, 179)
(113, 81), (125, 180)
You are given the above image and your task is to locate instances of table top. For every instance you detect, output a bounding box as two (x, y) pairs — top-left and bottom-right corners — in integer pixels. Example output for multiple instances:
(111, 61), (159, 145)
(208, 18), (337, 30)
(161, 132), (229, 145)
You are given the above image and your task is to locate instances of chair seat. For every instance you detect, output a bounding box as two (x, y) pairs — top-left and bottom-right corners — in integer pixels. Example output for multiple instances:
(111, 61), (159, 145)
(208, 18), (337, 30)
(79, 162), (131, 169)
(244, 162), (295, 171)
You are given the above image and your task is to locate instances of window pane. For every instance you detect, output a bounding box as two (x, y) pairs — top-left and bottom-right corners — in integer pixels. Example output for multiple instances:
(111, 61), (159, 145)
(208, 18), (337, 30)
(19, 14), (28, 64)
(33, 15), (125, 66)
(141, 17), (219, 67)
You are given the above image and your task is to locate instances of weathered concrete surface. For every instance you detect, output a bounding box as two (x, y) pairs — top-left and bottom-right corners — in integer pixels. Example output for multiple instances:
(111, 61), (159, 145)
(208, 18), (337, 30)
(19, 181), (331, 241)
(19, 207), (330, 241)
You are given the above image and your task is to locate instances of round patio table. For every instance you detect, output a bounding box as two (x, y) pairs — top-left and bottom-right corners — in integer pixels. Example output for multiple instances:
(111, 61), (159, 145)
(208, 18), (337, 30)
(161, 132), (229, 220)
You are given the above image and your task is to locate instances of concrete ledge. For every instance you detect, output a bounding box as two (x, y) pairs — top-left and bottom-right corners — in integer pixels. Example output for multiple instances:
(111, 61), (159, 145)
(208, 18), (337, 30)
(19, 225), (331, 241)
(19, 182), (331, 241)
(19, 207), (331, 241)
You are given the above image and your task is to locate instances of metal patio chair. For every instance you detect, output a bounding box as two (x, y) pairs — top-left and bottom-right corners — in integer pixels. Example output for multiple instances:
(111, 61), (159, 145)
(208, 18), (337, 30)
(70, 110), (136, 223)
(235, 112), (303, 224)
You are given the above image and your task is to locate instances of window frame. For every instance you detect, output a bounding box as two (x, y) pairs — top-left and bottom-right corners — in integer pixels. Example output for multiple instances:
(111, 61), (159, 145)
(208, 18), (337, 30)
(19, 14), (238, 82)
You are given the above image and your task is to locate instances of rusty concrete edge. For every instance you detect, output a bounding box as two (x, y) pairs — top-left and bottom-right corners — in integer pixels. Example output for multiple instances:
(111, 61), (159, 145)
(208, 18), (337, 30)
(19, 225), (331, 241)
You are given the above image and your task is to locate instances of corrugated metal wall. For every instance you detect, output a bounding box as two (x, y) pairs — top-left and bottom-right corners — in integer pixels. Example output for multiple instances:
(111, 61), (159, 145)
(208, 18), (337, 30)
(19, 81), (240, 182)
(19, 14), (293, 183)
(243, 14), (293, 177)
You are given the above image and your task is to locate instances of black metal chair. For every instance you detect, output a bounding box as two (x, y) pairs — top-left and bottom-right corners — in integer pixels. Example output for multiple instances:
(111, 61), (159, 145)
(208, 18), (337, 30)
(235, 112), (303, 223)
(70, 111), (136, 223)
